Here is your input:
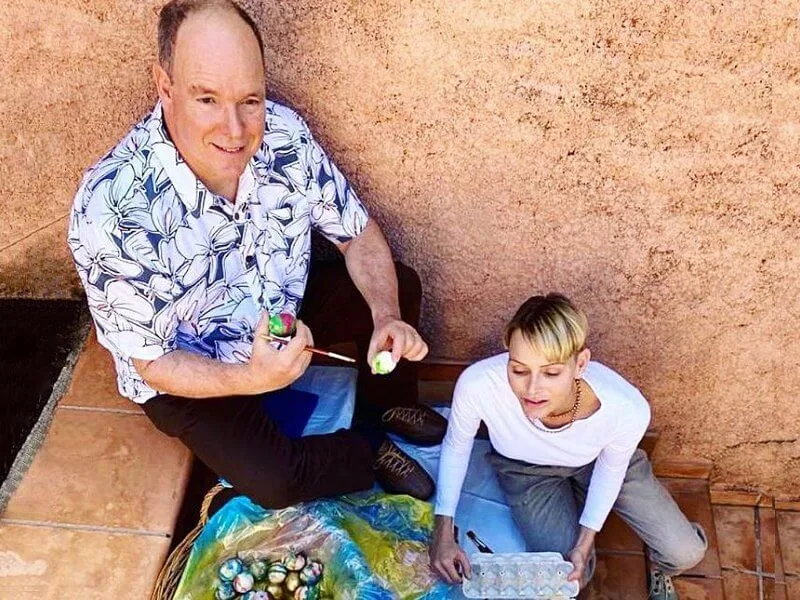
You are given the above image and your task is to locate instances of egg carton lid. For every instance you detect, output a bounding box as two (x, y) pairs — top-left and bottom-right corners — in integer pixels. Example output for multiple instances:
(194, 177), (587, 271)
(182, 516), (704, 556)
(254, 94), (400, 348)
(462, 552), (580, 599)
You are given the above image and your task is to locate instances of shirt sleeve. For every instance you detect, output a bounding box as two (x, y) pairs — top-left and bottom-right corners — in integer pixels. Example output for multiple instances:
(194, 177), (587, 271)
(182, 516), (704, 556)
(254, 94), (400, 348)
(68, 176), (180, 364)
(578, 391), (651, 532)
(299, 119), (369, 244)
(434, 372), (483, 517)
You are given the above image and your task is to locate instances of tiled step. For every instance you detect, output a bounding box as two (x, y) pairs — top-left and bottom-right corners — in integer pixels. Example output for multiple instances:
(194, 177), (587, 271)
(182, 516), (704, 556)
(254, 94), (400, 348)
(0, 331), (192, 598)
(582, 553), (648, 599)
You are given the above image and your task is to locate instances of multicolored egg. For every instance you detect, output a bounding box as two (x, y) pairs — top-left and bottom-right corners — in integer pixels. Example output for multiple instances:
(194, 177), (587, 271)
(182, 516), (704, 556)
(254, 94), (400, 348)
(267, 562), (288, 584)
(267, 584), (285, 599)
(283, 551), (307, 571)
(248, 559), (269, 581)
(284, 571), (301, 593)
(268, 312), (296, 337)
(233, 571), (255, 593)
(218, 557), (244, 581)
(294, 585), (320, 600)
(372, 350), (397, 375)
(215, 581), (236, 600)
(242, 591), (273, 600)
(299, 563), (321, 585)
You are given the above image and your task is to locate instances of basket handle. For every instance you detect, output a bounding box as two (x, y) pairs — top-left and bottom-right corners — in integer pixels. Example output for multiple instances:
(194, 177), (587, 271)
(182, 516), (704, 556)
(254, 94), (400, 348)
(199, 482), (226, 525)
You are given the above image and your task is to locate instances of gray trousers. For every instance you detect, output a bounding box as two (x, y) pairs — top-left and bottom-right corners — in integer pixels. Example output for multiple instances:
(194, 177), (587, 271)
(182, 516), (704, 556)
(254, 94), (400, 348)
(488, 448), (707, 581)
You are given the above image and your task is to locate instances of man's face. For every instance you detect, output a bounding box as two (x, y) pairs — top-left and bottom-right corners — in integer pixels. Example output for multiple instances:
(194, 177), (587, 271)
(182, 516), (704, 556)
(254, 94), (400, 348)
(155, 9), (265, 200)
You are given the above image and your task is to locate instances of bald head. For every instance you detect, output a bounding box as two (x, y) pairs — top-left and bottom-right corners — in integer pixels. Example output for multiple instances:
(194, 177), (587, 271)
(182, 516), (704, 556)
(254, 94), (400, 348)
(158, 0), (264, 77)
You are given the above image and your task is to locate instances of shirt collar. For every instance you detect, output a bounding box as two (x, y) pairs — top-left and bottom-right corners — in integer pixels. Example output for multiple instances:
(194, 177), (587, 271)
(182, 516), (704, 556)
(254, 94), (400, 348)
(146, 101), (257, 214)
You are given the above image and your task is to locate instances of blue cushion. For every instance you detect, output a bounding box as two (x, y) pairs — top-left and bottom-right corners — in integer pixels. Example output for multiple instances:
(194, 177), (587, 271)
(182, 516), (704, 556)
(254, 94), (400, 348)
(260, 365), (358, 438)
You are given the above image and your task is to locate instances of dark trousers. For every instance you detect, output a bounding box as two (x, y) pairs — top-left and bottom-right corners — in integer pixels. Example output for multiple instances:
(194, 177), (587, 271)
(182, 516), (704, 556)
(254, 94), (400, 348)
(142, 261), (423, 509)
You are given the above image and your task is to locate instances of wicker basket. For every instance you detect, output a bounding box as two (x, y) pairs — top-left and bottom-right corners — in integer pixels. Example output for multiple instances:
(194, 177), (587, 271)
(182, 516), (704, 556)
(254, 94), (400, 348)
(151, 483), (226, 600)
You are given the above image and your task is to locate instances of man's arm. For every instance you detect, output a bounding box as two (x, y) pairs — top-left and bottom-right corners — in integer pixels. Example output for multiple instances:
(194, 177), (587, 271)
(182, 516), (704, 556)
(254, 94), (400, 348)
(337, 219), (428, 367)
(133, 316), (314, 398)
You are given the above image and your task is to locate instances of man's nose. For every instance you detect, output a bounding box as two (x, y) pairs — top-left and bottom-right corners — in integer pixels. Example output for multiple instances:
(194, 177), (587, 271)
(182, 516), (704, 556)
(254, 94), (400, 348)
(223, 105), (244, 139)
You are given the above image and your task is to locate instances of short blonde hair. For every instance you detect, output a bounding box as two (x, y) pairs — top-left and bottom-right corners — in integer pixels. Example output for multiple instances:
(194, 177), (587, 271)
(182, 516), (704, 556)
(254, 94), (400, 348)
(503, 293), (588, 363)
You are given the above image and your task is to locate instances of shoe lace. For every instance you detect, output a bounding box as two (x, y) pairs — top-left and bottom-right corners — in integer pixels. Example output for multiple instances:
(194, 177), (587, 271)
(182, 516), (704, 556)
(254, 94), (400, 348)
(375, 444), (414, 478)
(648, 571), (674, 597)
(381, 407), (425, 426)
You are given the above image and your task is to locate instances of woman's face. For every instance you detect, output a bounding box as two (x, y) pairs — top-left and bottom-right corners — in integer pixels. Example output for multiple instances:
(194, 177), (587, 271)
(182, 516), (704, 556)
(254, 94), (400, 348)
(506, 329), (589, 422)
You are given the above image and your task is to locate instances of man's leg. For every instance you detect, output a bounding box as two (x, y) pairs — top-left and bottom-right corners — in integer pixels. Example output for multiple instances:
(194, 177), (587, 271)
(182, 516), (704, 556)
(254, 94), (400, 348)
(488, 452), (596, 585)
(572, 449), (707, 598)
(300, 260), (446, 445)
(142, 392), (376, 508)
(301, 260), (421, 411)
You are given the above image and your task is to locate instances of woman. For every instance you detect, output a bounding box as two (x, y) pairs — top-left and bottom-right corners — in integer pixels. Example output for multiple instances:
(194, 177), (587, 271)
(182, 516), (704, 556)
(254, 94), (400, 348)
(429, 293), (707, 600)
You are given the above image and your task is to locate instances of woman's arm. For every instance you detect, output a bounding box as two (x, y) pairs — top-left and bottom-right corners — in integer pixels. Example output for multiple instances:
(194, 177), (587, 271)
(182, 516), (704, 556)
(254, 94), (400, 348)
(579, 398), (651, 531)
(430, 373), (483, 583)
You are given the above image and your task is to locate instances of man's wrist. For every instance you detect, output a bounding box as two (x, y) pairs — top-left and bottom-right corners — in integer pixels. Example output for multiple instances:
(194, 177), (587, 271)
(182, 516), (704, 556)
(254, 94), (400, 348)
(372, 309), (401, 328)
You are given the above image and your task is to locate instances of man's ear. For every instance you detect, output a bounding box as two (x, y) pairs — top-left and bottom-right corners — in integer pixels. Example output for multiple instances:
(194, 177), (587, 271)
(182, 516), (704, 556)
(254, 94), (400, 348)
(576, 347), (591, 377)
(153, 63), (172, 105)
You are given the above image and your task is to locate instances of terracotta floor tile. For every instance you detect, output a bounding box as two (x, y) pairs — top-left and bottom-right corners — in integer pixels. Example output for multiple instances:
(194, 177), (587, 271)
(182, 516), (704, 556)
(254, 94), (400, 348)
(58, 330), (140, 412)
(713, 505), (757, 571)
(582, 553), (647, 599)
(778, 511), (800, 576)
(653, 458), (713, 480)
(765, 580), (788, 600)
(0, 521), (169, 599)
(760, 507), (785, 580)
(3, 408), (191, 534)
(672, 576), (725, 600)
(659, 478), (722, 577)
(596, 511), (644, 553)
(786, 576), (800, 598)
(721, 571), (759, 600)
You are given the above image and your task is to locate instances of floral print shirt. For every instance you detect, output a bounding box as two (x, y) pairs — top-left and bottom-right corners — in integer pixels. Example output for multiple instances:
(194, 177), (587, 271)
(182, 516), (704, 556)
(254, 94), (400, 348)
(68, 101), (369, 402)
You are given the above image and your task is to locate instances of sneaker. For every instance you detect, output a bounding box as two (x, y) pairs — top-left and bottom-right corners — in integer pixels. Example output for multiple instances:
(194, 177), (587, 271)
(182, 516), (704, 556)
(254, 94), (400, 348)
(648, 569), (678, 600)
(380, 405), (447, 446)
(373, 439), (435, 500)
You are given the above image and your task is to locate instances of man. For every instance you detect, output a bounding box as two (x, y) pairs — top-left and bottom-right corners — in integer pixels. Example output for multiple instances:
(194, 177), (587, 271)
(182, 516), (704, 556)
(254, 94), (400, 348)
(67, 0), (445, 507)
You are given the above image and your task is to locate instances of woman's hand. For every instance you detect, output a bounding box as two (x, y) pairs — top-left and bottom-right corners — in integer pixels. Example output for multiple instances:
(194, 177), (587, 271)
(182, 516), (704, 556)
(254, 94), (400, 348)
(429, 516), (472, 584)
(567, 526), (596, 587)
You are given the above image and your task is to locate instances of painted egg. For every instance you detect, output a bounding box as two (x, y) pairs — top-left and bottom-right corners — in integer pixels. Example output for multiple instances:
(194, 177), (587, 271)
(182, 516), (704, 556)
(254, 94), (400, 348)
(233, 571), (255, 593)
(267, 562), (288, 584)
(215, 581), (236, 600)
(294, 585), (320, 600)
(372, 350), (397, 375)
(242, 592), (273, 600)
(268, 312), (296, 337)
(299, 564), (319, 585)
(309, 560), (323, 578)
(285, 571), (301, 592)
(249, 559), (269, 580)
(218, 557), (244, 581)
(283, 551), (307, 571)
(267, 584), (285, 598)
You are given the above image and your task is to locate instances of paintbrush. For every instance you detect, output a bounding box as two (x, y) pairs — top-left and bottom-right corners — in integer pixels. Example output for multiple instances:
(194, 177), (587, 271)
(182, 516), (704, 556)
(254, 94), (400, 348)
(261, 333), (357, 364)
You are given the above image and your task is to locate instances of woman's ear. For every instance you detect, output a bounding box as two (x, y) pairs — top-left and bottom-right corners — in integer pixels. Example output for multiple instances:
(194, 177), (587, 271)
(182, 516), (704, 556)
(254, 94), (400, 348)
(575, 347), (591, 377)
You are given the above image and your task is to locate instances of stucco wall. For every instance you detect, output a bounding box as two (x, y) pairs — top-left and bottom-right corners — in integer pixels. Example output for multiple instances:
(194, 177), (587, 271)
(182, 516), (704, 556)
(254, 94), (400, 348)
(2, 0), (798, 494)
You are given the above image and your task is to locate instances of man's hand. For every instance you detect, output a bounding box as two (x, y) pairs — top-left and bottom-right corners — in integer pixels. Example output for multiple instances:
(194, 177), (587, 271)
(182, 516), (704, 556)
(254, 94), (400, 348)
(368, 315), (428, 372)
(243, 313), (314, 393)
(430, 517), (472, 584)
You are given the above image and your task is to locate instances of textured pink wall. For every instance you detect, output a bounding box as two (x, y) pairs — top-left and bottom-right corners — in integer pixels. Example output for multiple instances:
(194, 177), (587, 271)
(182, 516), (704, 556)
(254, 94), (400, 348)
(2, 0), (798, 494)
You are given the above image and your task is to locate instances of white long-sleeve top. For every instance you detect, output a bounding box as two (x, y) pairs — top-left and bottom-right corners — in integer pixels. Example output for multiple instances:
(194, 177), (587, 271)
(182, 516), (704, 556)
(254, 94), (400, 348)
(434, 353), (651, 532)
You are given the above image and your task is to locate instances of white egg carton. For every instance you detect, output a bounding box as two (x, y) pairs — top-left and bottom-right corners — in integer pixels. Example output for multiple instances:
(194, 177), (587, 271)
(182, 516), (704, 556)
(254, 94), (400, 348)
(462, 552), (579, 599)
